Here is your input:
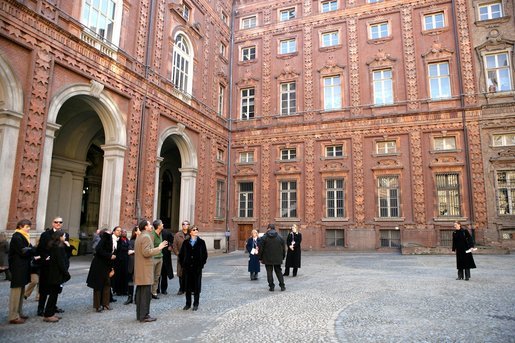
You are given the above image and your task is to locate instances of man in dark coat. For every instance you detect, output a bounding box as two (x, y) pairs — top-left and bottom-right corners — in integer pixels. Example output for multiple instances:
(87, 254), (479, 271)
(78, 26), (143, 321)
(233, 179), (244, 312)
(178, 225), (207, 311)
(452, 221), (476, 281)
(258, 224), (286, 292)
(158, 228), (174, 295)
(8, 219), (37, 324)
(36, 216), (65, 316)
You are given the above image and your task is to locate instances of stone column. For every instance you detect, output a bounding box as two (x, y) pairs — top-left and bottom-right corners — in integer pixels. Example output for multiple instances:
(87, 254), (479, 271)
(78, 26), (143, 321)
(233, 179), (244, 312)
(98, 144), (126, 230)
(178, 167), (197, 229)
(0, 111), (22, 229)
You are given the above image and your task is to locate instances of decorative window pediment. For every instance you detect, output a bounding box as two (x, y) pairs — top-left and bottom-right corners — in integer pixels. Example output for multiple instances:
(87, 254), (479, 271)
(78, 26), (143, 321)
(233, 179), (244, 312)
(366, 49), (397, 69)
(275, 62), (300, 81)
(422, 42), (454, 61)
(318, 56), (345, 75)
(236, 69), (259, 87)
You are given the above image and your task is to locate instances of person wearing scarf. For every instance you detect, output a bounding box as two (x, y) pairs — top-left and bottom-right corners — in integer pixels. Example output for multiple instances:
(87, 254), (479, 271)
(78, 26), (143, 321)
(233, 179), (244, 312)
(178, 225), (208, 311)
(8, 219), (37, 324)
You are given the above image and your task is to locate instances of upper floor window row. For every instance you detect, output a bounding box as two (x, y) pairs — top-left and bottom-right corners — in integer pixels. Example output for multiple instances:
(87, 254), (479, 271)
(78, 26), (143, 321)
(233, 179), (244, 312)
(280, 8), (296, 21)
(321, 1), (338, 13)
(242, 16), (257, 29)
(424, 12), (445, 30)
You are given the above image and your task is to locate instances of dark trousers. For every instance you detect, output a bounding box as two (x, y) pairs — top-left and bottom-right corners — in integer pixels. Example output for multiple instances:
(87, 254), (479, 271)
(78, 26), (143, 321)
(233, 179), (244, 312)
(43, 287), (59, 317)
(158, 275), (168, 293)
(93, 283), (110, 309)
(185, 291), (200, 307)
(135, 285), (151, 321)
(179, 276), (185, 292)
(457, 269), (471, 279)
(265, 264), (285, 289)
(184, 272), (202, 306)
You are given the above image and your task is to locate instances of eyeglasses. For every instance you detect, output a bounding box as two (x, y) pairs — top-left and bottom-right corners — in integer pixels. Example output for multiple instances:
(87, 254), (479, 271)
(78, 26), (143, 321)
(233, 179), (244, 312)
(54, 221), (63, 224)
(191, 228), (198, 231)
(182, 223), (189, 226)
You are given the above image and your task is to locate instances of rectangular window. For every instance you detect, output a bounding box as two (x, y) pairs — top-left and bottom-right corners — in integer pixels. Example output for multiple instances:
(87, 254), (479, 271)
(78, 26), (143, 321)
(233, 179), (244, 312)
(217, 149), (224, 162)
(321, 0), (338, 13)
(280, 82), (296, 115)
(479, 2), (502, 21)
(436, 173), (461, 217)
(373, 69), (393, 105)
(326, 145), (343, 157)
(239, 182), (254, 218)
(434, 136), (457, 151)
(239, 151), (255, 163)
(280, 181), (297, 218)
(280, 8), (296, 21)
(323, 76), (342, 110)
(241, 88), (255, 120)
(220, 42), (227, 57)
(325, 229), (344, 247)
(221, 11), (228, 24)
(380, 230), (401, 248)
(326, 179), (345, 218)
(497, 170), (515, 215)
(368, 0), (383, 3)
(370, 22), (389, 39)
(376, 140), (397, 154)
(280, 148), (296, 160)
(182, 4), (190, 21)
(429, 62), (451, 99)
(242, 16), (257, 29)
(241, 46), (256, 61)
(424, 12), (445, 30)
(321, 31), (339, 47)
(280, 39), (296, 54)
(218, 84), (225, 116)
(493, 133), (515, 147)
(485, 53), (513, 92)
(378, 176), (400, 218)
(215, 180), (225, 218)
(440, 230), (453, 247)
(81, 0), (117, 41)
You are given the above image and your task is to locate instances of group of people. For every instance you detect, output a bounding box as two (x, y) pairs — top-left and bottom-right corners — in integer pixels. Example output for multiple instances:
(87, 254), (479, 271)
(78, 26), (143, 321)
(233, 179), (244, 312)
(86, 219), (208, 322)
(246, 223), (303, 292)
(7, 217), (72, 324)
(5, 217), (477, 324)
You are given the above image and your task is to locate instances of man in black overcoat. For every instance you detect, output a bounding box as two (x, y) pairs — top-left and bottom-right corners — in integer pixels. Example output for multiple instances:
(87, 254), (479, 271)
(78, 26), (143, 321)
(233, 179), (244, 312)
(452, 221), (476, 280)
(258, 224), (286, 292)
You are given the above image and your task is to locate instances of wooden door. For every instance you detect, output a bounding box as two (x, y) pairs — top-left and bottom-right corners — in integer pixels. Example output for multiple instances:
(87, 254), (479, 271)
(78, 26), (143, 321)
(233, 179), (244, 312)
(238, 224), (254, 250)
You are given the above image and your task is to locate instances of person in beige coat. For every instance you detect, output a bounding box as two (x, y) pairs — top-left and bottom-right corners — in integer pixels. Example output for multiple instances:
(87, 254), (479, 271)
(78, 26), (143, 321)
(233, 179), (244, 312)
(134, 220), (168, 323)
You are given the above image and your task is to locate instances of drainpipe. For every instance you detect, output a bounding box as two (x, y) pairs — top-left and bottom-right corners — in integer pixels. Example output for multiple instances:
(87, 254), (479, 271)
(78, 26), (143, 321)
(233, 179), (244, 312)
(224, 4), (236, 253)
(136, 0), (156, 221)
(451, 0), (475, 240)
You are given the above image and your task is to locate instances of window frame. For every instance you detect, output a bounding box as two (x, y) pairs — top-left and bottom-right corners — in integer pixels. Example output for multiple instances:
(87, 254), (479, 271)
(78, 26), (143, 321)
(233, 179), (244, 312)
(241, 16), (257, 29)
(325, 229), (344, 247)
(428, 61), (452, 100)
(423, 11), (445, 31)
(325, 145), (344, 158)
(218, 84), (225, 116)
(323, 75), (342, 110)
(279, 38), (297, 55)
(321, 0), (338, 13)
(239, 151), (255, 163)
(241, 46), (256, 62)
(240, 88), (255, 120)
(377, 175), (400, 218)
(436, 172), (461, 217)
(171, 33), (194, 95)
(321, 31), (339, 48)
(484, 52), (513, 93)
(238, 181), (254, 218)
(215, 180), (225, 219)
(496, 170), (515, 215)
(280, 148), (297, 161)
(372, 68), (394, 106)
(478, 2), (503, 21)
(81, 0), (123, 45)
(369, 22), (390, 40)
(376, 140), (397, 155)
(433, 136), (457, 151)
(492, 133), (515, 147)
(280, 81), (297, 115)
(280, 180), (298, 218)
(325, 178), (345, 218)
(280, 7), (296, 21)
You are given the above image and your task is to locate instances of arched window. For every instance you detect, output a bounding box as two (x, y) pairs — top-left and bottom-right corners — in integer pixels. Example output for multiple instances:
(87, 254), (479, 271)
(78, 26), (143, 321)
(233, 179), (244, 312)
(172, 33), (193, 94)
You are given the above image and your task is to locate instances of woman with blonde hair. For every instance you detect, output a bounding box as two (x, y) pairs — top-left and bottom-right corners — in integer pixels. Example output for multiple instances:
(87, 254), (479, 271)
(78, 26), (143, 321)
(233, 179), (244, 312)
(284, 224), (302, 277)
(245, 229), (261, 280)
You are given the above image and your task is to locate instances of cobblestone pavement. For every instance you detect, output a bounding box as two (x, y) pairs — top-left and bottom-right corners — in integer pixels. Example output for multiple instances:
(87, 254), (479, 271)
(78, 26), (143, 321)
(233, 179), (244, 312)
(0, 251), (514, 343)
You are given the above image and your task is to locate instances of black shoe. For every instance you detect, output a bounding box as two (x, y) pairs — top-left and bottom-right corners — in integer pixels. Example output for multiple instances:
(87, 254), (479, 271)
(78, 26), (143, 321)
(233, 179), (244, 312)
(283, 273), (289, 276)
(109, 298), (117, 303)
(464, 278), (469, 281)
(161, 291), (168, 295)
(96, 307), (103, 313)
(269, 287), (274, 292)
(55, 307), (65, 313)
(192, 305), (198, 311)
(124, 296), (133, 305)
(281, 286), (286, 291)
(37, 310), (44, 317)
(151, 294), (159, 300)
(177, 291), (184, 295)
(183, 305), (191, 310)
(456, 277), (463, 280)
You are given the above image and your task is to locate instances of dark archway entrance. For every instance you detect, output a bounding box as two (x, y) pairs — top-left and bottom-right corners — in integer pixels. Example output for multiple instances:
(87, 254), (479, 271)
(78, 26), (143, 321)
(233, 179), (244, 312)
(158, 138), (182, 232)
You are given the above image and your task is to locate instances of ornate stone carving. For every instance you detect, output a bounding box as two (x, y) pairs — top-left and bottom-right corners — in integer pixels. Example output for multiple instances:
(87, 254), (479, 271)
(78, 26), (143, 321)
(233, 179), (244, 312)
(318, 55), (345, 75)
(454, 0), (477, 105)
(352, 133), (365, 226)
(366, 49), (397, 68)
(89, 80), (104, 98)
(422, 41), (454, 60)
(305, 139), (315, 224)
(401, 5), (419, 110)
(135, 0), (150, 64)
(262, 35), (272, 121)
(236, 68), (260, 87)
(303, 25), (314, 113)
(261, 143), (271, 226)
(275, 62), (300, 81)
(467, 120), (487, 229)
(347, 17), (361, 115)
(197, 134), (207, 222)
(409, 131), (426, 227)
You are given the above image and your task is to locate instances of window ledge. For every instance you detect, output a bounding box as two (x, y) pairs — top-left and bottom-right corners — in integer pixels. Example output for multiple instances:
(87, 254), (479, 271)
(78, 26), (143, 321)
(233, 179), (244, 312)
(367, 36), (393, 45)
(475, 16), (511, 27)
(422, 27), (450, 36)
(232, 217), (257, 222)
(274, 218), (300, 222)
(374, 217), (405, 222)
(430, 149), (462, 154)
(277, 52), (298, 59)
(321, 218), (349, 222)
(319, 44), (342, 52)
(238, 59), (257, 66)
(433, 217), (467, 222)
(484, 90), (515, 99)
(372, 152), (400, 157)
